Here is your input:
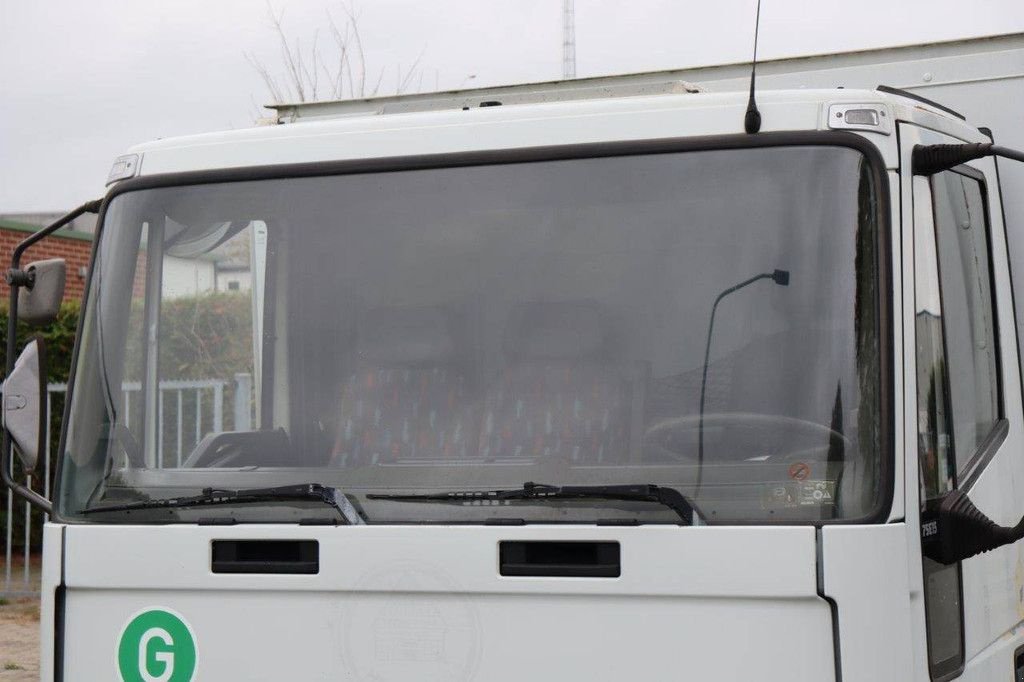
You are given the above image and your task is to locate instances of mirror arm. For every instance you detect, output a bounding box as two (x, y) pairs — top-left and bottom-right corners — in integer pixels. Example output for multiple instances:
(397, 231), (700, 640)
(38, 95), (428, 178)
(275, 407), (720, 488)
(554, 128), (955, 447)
(6, 199), (101, 375)
(0, 432), (51, 513)
(922, 489), (1024, 565)
(2, 200), (98, 512)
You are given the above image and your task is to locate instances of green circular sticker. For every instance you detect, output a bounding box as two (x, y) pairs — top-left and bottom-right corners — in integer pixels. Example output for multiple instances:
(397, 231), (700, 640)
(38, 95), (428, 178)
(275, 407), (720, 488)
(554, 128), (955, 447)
(117, 608), (197, 682)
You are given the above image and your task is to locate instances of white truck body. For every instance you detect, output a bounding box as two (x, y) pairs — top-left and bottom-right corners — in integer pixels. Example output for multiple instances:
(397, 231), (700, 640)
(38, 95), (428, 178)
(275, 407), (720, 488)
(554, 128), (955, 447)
(8, 33), (1024, 682)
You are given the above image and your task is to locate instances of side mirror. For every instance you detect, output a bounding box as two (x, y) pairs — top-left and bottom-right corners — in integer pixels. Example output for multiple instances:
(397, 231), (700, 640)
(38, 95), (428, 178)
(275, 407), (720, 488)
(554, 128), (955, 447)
(15, 258), (66, 326)
(1, 338), (46, 470)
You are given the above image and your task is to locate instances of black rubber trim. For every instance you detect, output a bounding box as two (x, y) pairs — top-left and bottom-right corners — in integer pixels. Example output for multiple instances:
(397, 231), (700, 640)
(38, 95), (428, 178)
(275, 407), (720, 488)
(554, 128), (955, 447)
(103, 131), (892, 199)
(54, 525), (66, 682)
(52, 130), (896, 526)
(988, 131), (1024, 466)
(876, 85), (967, 120)
(53, 584), (65, 681)
(50, 194), (107, 522)
(816, 528), (843, 682)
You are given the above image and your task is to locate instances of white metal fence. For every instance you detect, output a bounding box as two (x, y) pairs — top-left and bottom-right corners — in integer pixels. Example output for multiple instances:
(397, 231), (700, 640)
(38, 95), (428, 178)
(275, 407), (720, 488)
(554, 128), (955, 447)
(2, 375), (250, 596)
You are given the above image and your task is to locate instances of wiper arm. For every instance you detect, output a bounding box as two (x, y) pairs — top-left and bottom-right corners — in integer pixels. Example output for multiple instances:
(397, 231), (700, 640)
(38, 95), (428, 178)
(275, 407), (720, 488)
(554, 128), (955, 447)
(368, 482), (698, 525)
(81, 483), (365, 525)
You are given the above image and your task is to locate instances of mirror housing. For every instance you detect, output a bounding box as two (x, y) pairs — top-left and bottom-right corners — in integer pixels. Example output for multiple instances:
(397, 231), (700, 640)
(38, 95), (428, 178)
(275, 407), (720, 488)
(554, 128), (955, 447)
(11, 258), (66, 326)
(922, 489), (1024, 565)
(1, 338), (47, 471)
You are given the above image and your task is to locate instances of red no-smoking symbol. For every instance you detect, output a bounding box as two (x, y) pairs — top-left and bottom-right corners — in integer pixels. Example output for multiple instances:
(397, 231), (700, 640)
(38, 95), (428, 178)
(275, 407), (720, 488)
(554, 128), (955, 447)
(788, 462), (811, 481)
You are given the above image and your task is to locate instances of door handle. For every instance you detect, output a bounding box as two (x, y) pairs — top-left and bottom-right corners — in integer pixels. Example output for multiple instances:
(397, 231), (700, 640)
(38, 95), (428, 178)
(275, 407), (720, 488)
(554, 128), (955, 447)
(212, 539), (318, 574)
(499, 541), (620, 578)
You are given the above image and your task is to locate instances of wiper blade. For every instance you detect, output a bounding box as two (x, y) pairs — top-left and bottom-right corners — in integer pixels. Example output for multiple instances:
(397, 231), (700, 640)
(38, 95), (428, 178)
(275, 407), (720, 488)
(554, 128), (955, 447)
(368, 482), (697, 525)
(81, 483), (365, 525)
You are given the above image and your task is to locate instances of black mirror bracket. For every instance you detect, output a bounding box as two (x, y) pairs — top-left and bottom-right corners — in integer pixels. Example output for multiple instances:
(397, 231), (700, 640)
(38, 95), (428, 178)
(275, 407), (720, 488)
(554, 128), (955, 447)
(913, 142), (1024, 176)
(0, 438), (51, 513)
(922, 489), (1024, 565)
(4, 268), (35, 289)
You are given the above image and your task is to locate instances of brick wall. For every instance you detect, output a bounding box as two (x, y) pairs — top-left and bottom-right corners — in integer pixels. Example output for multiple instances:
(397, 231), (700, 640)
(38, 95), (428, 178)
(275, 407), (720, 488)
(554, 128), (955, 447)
(0, 228), (94, 303)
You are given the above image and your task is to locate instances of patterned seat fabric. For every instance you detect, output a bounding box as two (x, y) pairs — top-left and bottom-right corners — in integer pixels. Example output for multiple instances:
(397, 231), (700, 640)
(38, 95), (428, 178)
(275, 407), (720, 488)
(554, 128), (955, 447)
(331, 307), (473, 466)
(479, 302), (629, 463)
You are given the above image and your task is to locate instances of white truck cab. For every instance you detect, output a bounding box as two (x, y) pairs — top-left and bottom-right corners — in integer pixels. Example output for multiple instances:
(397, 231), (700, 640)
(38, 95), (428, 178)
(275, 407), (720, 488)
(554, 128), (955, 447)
(6, 79), (1024, 681)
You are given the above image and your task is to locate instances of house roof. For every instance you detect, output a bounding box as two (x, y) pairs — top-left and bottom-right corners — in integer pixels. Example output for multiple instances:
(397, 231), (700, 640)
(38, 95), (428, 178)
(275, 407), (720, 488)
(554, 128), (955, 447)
(0, 218), (93, 242)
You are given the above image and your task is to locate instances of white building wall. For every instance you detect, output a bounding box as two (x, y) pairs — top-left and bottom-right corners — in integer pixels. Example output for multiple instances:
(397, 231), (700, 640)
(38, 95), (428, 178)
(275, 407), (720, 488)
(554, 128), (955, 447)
(161, 256), (216, 298)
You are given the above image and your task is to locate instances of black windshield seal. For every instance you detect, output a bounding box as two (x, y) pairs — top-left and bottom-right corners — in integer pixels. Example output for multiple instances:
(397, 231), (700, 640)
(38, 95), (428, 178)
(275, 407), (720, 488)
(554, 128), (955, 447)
(53, 130), (894, 527)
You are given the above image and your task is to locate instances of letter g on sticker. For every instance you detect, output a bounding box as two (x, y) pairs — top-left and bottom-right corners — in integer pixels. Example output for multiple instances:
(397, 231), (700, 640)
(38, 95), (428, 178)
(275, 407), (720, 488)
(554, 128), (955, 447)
(117, 609), (197, 682)
(138, 627), (175, 682)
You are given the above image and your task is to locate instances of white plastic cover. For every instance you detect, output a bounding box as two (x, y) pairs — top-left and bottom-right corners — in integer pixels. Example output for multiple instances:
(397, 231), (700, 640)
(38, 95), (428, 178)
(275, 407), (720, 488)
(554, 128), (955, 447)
(2, 339), (43, 469)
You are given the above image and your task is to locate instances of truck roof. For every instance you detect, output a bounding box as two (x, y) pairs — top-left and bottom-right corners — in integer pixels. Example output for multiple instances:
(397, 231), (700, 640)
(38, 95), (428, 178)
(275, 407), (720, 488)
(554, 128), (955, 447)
(125, 85), (984, 179)
(120, 34), (1022, 179)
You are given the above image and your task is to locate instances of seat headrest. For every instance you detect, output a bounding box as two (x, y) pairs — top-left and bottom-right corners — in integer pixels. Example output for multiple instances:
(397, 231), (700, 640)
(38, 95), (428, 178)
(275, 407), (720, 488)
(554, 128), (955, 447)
(357, 306), (455, 366)
(505, 301), (613, 361)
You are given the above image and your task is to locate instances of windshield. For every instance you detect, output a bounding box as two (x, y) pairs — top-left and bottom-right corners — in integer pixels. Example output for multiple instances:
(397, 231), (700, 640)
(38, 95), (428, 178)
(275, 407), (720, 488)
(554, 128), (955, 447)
(58, 143), (886, 524)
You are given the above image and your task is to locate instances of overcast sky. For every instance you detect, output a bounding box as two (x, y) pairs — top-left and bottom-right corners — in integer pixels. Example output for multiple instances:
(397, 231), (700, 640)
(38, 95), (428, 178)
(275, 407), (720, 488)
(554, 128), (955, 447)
(1, 0), (1022, 212)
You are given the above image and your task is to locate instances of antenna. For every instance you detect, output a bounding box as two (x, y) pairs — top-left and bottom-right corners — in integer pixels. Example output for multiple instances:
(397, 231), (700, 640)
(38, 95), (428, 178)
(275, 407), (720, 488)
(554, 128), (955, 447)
(562, 0), (577, 79)
(744, 0), (763, 134)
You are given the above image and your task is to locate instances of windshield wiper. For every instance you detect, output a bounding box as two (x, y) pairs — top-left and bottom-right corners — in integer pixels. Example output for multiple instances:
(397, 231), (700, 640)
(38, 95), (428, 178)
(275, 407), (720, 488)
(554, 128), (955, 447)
(368, 482), (698, 525)
(81, 483), (365, 525)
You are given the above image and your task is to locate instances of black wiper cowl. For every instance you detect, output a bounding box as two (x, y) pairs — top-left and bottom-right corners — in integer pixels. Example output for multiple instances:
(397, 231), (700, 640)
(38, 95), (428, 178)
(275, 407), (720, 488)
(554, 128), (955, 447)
(81, 483), (365, 525)
(368, 481), (698, 525)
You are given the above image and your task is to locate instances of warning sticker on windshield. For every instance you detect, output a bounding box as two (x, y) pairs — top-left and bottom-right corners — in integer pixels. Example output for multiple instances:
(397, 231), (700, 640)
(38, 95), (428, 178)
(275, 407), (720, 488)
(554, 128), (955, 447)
(762, 480), (837, 509)
(796, 480), (836, 506)
(787, 462), (811, 481)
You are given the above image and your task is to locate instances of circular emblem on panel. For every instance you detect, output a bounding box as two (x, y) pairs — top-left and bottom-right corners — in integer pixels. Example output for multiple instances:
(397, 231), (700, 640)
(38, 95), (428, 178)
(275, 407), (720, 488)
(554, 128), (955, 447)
(342, 564), (482, 682)
(117, 608), (197, 682)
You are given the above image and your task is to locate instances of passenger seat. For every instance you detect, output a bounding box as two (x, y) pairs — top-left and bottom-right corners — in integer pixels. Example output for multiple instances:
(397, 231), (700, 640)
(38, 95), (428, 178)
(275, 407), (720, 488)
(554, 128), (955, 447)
(331, 306), (474, 465)
(478, 302), (629, 463)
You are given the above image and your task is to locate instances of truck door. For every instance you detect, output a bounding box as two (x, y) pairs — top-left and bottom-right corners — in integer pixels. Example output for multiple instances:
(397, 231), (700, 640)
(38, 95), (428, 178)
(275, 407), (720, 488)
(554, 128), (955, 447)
(906, 123), (1024, 681)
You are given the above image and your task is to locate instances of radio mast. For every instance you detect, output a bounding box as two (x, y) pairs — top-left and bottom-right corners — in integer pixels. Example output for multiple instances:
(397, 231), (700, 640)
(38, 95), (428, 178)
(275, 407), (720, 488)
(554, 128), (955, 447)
(562, 0), (576, 79)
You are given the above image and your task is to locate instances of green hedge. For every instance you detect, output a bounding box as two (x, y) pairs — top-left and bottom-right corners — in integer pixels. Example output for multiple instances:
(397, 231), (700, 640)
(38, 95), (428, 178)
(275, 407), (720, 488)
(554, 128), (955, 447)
(128, 291), (254, 380)
(2, 292), (253, 552)
(0, 300), (80, 385)
(1, 301), (79, 554)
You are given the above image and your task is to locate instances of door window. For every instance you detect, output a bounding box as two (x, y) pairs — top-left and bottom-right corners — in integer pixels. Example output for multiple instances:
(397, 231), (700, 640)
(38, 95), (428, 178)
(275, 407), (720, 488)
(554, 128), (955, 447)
(915, 167), (999, 680)
(931, 170), (1000, 474)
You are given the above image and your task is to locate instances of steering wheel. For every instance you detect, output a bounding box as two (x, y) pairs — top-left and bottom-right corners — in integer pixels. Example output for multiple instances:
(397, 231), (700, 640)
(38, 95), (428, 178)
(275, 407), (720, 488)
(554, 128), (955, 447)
(182, 429), (292, 468)
(643, 412), (852, 464)
(182, 433), (248, 468)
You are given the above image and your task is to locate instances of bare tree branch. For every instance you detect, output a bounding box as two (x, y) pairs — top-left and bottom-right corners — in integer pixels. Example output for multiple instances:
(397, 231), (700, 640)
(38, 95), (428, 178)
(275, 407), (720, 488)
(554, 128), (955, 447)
(265, 1), (307, 102)
(299, 30), (320, 101)
(369, 66), (385, 98)
(398, 47), (426, 94)
(248, 0), (439, 108)
(245, 52), (285, 105)
(339, 1), (367, 97)
(326, 12), (349, 98)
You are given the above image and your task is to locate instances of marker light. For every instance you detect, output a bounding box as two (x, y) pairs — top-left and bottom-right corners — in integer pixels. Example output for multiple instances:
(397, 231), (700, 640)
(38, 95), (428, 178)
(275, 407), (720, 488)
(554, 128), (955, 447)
(107, 154), (140, 184)
(844, 109), (879, 126)
(827, 103), (891, 135)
